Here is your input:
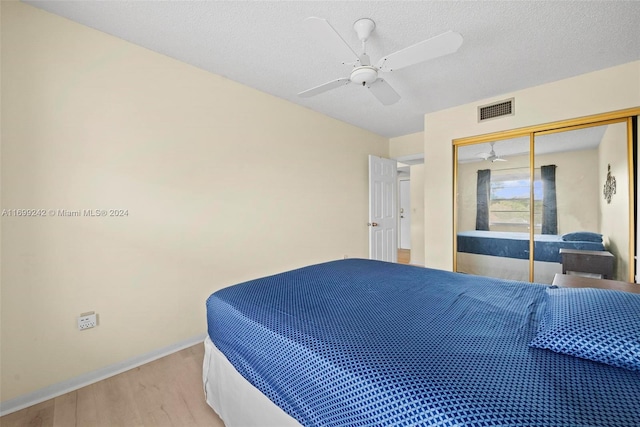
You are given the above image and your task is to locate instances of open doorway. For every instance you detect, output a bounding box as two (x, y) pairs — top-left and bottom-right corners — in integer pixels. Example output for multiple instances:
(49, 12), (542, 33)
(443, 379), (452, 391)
(369, 153), (423, 266)
(395, 155), (423, 265)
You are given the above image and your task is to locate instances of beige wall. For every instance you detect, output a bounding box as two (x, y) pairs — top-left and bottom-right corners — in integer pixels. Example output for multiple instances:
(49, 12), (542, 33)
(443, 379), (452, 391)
(598, 122), (630, 281)
(0, 2), (388, 402)
(389, 132), (423, 158)
(549, 150), (600, 234)
(457, 150), (599, 234)
(423, 61), (640, 270)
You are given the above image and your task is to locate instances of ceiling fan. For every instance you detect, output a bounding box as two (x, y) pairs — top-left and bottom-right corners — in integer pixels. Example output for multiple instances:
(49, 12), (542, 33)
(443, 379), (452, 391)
(297, 17), (463, 106)
(477, 142), (507, 162)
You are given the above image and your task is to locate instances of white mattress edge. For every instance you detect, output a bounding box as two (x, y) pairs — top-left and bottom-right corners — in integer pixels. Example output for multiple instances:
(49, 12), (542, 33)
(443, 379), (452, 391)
(203, 336), (302, 427)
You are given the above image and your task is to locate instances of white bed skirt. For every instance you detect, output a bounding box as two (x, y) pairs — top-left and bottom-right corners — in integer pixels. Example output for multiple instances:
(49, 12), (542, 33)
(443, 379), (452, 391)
(456, 252), (561, 284)
(202, 336), (302, 427)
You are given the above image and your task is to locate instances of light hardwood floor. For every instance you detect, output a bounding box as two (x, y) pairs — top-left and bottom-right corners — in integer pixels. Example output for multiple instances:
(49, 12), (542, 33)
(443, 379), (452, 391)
(398, 248), (410, 264)
(0, 344), (225, 427)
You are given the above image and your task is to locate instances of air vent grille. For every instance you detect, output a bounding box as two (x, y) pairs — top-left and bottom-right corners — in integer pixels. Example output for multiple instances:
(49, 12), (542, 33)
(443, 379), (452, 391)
(478, 98), (514, 122)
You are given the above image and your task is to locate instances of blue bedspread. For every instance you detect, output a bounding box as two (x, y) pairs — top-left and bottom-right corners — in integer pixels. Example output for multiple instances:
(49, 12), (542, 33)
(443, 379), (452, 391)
(457, 230), (605, 262)
(206, 259), (640, 426)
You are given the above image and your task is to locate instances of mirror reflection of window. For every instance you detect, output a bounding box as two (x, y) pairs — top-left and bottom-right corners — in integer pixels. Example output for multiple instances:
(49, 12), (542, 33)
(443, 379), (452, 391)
(489, 168), (541, 232)
(455, 138), (532, 282)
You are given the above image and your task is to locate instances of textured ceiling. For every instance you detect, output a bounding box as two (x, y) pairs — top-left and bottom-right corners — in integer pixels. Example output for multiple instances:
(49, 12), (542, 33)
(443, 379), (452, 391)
(24, 1), (640, 138)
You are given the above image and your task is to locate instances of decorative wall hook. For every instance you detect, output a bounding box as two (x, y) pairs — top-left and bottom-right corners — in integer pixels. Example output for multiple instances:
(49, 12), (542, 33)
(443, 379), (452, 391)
(603, 164), (616, 204)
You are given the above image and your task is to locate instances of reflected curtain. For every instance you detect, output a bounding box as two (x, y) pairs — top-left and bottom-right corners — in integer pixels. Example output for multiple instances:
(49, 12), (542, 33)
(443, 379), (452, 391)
(476, 169), (491, 231)
(541, 164), (557, 234)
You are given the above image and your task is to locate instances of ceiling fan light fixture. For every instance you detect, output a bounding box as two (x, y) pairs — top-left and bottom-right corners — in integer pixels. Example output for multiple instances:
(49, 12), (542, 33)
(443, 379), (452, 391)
(350, 66), (378, 86)
(297, 17), (463, 106)
(476, 142), (507, 162)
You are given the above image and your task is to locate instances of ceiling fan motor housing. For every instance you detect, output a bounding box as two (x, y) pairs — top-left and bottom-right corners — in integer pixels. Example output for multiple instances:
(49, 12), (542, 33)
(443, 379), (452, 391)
(350, 66), (378, 86)
(353, 18), (375, 41)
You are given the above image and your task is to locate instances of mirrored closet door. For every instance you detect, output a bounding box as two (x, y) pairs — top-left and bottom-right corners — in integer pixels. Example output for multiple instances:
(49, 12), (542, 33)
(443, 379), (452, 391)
(455, 137), (532, 281)
(533, 121), (631, 283)
(454, 111), (637, 284)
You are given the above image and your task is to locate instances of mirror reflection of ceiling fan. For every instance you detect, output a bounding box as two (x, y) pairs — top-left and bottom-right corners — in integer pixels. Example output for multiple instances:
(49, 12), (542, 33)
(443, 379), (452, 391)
(297, 17), (464, 105)
(477, 142), (507, 162)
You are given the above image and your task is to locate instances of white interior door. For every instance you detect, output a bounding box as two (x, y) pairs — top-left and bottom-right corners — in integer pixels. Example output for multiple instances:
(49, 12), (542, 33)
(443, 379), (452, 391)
(399, 179), (411, 249)
(369, 155), (397, 262)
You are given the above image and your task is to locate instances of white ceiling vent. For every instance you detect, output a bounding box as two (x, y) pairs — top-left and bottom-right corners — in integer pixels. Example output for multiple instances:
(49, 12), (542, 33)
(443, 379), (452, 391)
(478, 98), (515, 122)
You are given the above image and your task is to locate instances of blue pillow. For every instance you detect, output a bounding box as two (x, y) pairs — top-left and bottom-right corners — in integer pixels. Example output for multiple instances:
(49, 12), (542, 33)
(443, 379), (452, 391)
(561, 231), (603, 242)
(530, 287), (640, 371)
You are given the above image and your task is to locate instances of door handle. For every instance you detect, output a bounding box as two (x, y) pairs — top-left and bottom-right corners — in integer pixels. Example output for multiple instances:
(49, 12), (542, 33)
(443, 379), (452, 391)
(368, 222), (379, 227)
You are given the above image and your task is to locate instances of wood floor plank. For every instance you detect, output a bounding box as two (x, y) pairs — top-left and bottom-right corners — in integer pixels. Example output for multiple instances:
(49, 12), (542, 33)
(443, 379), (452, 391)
(126, 353), (194, 426)
(174, 346), (224, 426)
(51, 392), (76, 427)
(0, 399), (55, 427)
(398, 248), (411, 264)
(91, 374), (144, 426)
(1, 343), (224, 427)
(75, 384), (100, 427)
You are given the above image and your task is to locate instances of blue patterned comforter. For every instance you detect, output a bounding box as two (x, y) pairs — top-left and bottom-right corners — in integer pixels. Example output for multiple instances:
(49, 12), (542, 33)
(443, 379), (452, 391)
(206, 259), (640, 426)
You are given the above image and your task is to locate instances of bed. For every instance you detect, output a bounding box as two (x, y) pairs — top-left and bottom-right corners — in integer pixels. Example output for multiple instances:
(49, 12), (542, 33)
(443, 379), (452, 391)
(456, 230), (606, 282)
(204, 259), (640, 426)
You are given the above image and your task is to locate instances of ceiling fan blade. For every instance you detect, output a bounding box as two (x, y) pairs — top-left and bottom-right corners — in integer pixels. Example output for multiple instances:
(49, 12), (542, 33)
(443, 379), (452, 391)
(298, 78), (351, 98)
(377, 30), (463, 72)
(304, 17), (359, 63)
(367, 78), (400, 106)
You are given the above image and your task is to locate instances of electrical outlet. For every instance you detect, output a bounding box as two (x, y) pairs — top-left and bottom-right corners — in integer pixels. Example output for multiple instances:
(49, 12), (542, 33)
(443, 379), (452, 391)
(78, 312), (97, 330)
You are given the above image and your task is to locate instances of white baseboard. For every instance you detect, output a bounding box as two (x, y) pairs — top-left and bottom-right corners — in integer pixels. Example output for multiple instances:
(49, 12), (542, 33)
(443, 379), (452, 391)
(0, 333), (207, 417)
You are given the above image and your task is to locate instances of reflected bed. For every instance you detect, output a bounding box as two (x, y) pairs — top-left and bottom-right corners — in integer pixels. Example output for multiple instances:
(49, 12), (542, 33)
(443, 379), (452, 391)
(456, 230), (606, 282)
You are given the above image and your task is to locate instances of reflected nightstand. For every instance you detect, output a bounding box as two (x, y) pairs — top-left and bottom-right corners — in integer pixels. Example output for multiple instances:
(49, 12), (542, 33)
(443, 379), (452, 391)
(559, 248), (614, 279)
